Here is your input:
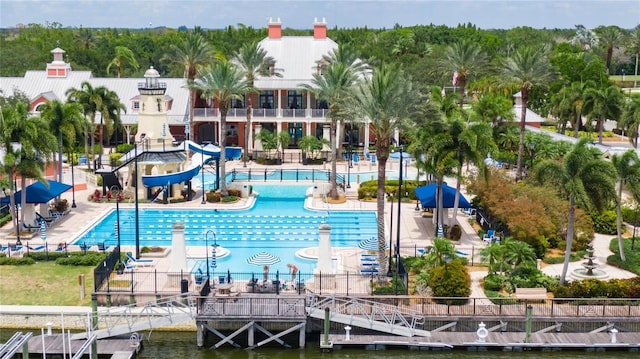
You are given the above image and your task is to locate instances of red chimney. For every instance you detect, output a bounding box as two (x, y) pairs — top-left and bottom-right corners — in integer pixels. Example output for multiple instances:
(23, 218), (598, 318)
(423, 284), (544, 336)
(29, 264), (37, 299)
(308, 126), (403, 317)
(268, 17), (281, 39)
(314, 18), (326, 39)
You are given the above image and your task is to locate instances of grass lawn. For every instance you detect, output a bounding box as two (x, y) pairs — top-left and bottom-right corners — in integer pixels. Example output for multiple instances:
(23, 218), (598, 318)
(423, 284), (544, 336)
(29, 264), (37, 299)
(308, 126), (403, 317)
(0, 262), (95, 306)
(608, 237), (640, 275)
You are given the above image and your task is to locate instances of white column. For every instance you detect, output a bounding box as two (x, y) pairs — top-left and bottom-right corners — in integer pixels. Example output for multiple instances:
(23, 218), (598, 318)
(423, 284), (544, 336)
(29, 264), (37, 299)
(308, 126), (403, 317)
(315, 224), (333, 273)
(364, 120), (370, 147)
(169, 222), (188, 272)
(277, 90), (282, 118)
(254, 125), (263, 151)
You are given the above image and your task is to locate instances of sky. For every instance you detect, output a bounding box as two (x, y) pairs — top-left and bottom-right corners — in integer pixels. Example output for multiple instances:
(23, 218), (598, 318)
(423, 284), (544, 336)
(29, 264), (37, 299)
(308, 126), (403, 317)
(1, 0), (639, 30)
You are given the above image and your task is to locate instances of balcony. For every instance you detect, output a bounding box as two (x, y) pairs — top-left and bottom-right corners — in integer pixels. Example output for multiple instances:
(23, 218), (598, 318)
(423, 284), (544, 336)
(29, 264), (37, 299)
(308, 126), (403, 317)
(193, 107), (329, 121)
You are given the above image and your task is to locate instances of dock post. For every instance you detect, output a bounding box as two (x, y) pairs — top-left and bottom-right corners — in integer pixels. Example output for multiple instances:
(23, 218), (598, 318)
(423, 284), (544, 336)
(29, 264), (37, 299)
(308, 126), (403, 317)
(91, 294), (98, 358)
(524, 305), (533, 343)
(248, 322), (255, 347)
(196, 322), (204, 347)
(320, 307), (333, 351)
(299, 322), (306, 348)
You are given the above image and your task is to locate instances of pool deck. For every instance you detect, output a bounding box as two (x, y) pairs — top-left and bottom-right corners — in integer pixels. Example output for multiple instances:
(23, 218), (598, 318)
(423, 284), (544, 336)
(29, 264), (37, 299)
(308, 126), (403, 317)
(3, 158), (634, 284)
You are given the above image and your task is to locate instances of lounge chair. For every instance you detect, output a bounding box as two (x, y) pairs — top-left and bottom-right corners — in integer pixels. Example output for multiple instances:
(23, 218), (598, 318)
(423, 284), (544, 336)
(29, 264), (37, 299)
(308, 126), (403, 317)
(97, 242), (110, 251)
(195, 269), (205, 285)
(23, 222), (41, 232)
(8, 244), (23, 254)
(36, 212), (55, 226)
(125, 252), (154, 266)
(483, 229), (496, 243)
(360, 268), (379, 275)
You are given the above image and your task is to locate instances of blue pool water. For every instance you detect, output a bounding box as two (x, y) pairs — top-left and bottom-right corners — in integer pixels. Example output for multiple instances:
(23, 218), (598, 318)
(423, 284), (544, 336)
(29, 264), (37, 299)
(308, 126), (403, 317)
(73, 184), (377, 274)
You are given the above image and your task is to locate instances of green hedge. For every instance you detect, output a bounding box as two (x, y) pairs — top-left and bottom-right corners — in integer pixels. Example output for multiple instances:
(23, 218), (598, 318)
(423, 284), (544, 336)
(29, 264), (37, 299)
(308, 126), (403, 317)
(357, 179), (426, 200)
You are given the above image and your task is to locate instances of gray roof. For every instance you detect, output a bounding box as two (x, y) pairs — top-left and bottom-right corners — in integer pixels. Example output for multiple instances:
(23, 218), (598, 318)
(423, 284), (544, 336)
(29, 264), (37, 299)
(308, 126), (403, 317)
(254, 36), (338, 89)
(0, 70), (189, 126)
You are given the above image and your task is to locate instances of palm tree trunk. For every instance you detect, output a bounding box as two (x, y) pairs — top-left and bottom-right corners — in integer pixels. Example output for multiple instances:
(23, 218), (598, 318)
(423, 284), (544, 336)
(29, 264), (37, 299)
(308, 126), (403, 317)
(450, 166), (462, 227)
(58, 134), (64, 183)
(598, 119), (604, 144)
(98, 118), (104, 169)
(329, 119), (338, 199)
(516, 96), (527, 179)
(560, 195), (576, 285)
(189, 89), (195, 143)
(377, 157), (389, 275)
(219, 111), (228, 197)
(243, 96), (252, 167)
(616, 179), (627, 261)
(84, 123), (90, 171)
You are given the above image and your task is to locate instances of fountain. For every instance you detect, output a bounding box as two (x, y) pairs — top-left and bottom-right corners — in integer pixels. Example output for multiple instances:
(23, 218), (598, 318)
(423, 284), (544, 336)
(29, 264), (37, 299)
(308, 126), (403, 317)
(571, 242), (608, 280)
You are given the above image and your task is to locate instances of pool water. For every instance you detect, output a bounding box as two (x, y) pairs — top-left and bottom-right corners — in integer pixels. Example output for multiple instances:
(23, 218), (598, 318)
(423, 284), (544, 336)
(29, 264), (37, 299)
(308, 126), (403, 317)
(73, 184), (377, 274)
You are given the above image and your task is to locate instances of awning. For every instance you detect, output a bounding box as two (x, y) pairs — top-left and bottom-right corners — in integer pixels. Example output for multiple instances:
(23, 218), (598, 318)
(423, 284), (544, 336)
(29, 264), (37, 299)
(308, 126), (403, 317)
(414, 183), (471, 208)
(0, 180), (72, 204)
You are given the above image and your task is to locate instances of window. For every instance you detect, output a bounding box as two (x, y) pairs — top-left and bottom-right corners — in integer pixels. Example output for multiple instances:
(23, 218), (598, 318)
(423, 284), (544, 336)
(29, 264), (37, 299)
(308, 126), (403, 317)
(133, 101), (140, 111)
(259, 91), (274, 109)
(287, 91), (302, 109)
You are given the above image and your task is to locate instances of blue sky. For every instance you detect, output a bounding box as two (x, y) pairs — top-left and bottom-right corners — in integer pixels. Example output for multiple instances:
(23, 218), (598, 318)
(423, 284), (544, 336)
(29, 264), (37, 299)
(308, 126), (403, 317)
(1, 0), (638, 30)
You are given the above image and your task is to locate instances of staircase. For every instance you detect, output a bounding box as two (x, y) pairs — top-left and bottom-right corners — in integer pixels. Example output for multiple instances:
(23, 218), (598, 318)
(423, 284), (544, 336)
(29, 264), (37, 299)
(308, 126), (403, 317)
(307, 295), (430, 337)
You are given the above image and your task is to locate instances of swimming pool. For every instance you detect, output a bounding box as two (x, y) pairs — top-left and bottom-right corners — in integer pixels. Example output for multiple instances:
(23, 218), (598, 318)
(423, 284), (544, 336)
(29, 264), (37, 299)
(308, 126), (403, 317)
(73, 184), (377, 274)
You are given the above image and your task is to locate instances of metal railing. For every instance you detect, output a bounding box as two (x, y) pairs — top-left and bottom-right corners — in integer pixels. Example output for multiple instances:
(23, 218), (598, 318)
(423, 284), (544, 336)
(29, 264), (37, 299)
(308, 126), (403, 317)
(193, 107), (329, 119)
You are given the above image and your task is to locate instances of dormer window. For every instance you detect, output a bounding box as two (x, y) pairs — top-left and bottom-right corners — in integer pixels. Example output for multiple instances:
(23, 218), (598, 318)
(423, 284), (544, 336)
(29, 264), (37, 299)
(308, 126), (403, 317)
(133, 101), (140, 111)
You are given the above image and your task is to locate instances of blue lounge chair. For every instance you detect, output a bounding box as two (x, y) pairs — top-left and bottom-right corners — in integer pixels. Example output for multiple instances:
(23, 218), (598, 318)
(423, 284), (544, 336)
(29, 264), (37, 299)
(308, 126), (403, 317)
(97, 242), (110, 251)
(125, 252), (154, 266)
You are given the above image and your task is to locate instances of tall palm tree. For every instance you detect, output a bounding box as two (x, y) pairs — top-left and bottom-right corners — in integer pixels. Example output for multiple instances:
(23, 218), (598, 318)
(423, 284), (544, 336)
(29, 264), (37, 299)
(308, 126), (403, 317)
(442, 40), (489, 108)
(479, 242), (505, 274)
(162, 32), (213, 142)
(0, 102), (56, 237)
(628, 26), (640, 88)
(301, 61), (360, 200)
(619, 97), (640, 148)
(595, 26), (624, 74)
(351, 63), (414, 274)
(582, 85), (624, 144)
(232, 41), (279, 167)
(38, 100), (86, 182)
(66, 81), (101, 171)
(611, 150), (640, 262)
(106, 46), (140, 78)
(501, 46), (557, 179)
(550, 81), (593, 138)
(535, 138), (617, 285)
(95, 87), (125, 167)
(191, 60), (253, 197)
(570, 25), (599, 52)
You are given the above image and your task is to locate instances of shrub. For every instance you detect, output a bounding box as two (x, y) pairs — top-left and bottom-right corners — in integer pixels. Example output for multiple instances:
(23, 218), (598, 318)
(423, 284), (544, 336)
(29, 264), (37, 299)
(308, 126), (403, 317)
(221, 196), (239, 203)
(206, 191), (220, 202)
(483, 273), (505, 291)
(117, 143), (135, 153)
(55, 252), (108, 266)
(449, 225), (462, 241)
(429, 260), (471, 304)
(591, 210), (618, 235)
(0, 256), (35, 265)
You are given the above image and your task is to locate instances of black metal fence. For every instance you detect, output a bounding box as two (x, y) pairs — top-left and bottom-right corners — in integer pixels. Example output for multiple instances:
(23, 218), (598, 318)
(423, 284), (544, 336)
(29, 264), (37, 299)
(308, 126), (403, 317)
(229, 168), (345, 187)
(94, 247), (120, 292)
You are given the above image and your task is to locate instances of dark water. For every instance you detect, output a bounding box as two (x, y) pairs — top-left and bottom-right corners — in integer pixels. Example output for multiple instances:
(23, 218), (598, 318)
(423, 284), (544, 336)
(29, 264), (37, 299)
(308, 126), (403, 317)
(134, 331), (638, 359)
(2, 329), (637, 358)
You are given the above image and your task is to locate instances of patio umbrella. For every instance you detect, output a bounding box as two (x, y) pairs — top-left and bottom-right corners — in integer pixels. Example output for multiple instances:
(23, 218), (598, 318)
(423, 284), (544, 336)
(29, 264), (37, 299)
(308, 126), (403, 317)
(357, 237), (387, 251)
(211, 245), (217, 270)
(247, 251), (281, 266)
(40, 220), (46, 242)
(0, 180), (72, 204)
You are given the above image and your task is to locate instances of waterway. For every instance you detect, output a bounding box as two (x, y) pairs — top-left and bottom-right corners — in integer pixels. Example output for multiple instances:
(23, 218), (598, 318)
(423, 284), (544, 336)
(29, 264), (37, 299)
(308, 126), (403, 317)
(133, 331), (637, 359)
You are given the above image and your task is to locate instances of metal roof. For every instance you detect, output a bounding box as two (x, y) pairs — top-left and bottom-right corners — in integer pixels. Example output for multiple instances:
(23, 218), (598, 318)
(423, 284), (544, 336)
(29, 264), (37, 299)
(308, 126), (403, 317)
(254, 36), (338, 90)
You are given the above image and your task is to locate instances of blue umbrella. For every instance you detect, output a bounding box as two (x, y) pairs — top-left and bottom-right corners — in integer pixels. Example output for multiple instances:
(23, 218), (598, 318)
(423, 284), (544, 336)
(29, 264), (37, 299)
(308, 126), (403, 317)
(40, 220), (46, 242)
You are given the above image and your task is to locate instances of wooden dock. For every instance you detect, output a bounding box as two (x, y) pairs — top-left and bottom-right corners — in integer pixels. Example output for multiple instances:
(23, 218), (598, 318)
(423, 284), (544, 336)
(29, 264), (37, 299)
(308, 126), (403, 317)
(327, 332), (640, 351)
(16, 333), (141, 358)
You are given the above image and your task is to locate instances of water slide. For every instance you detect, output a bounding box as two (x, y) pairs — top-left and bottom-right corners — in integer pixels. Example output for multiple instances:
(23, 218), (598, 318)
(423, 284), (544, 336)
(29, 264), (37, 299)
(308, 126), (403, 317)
(140, 141), (241, 188)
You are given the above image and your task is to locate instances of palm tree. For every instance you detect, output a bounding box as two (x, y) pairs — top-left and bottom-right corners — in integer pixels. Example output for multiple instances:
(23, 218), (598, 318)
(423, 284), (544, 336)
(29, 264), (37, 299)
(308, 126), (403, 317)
(0, 102), (56, 238)
(535, 138), (617, 285)
(595, 26), (624, 74)
(301, 61), (360, 200)
(38, 100), (86, 183)
(66, 81), (101, 171)
(232, 41), (279, 167)
(191, 60), (253, 197)
(442, 40), (489, 108)
(95, 87), (125, 167)
(501, 46), (557, 179)
(619, 97), (640, 148)
(106, 46), (139, 78)
(503, 239), (537, 267)
(351, 63), (414, 274)
(424, 238), (456, 269)
(628, 26), (640, 88)
(162, 32), (213, 142)
(582, 85), (624, 144)
(550, 81), (592, 138)
(611, 150), (640, 262)
(479, 242), (505, 274)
